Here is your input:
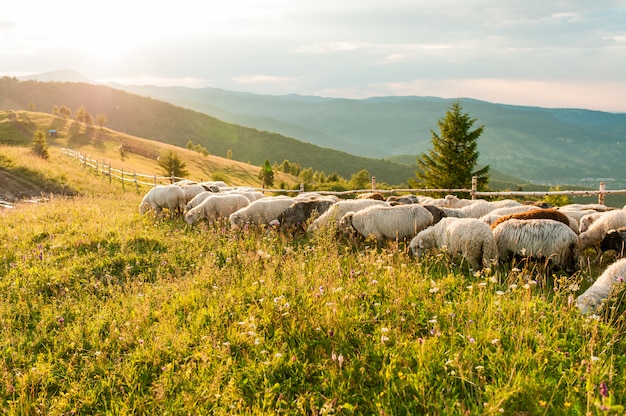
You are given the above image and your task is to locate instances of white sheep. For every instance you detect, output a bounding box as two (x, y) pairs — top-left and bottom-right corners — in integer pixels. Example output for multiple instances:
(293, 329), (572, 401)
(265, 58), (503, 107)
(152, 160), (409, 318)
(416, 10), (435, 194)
(139, 185), (186, 217)
(479, 205), (538, 226)
(185, 193), (250, 225)
(578, 211), (608, 234)
(579, 210), (626, 260)
(577, 258), (626, 315)
(229, 196), (295, 228)
(410, 217), (498, 270)
(186, 190), (215, 211)
(455, 199), (522, 219)
(339, 204), (434, 247)
(176, 183), (208, 203)
(492, 218), (582, 273)
(307, 199), (390, 234)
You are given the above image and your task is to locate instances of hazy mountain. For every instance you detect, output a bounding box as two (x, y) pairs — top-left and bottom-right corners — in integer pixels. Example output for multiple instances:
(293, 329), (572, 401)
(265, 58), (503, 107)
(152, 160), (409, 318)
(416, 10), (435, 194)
(113, 84), (626, 188)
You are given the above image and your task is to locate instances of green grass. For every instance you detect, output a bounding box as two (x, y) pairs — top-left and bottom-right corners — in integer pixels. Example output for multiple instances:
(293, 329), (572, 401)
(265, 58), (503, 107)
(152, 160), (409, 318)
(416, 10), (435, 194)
(1, 147), (626, 414)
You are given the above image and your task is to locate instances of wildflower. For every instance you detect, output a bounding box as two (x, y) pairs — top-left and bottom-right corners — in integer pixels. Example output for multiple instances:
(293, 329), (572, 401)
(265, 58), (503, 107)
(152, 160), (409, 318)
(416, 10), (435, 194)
(475, 365), (484, 371)
(381, 327), (390, 334)
(478, 282), (487, 288)
(381, 335), (390, 343)
(511, 268), (521, 273)
(491, 339), (500, 345)
(569, 284), (580, 292)
(338, 354), (344, 368)
(371, 279), (378, 285)
(429, 287), (440, 293)
(496, 291), (505, 296)
(539, 400), (546, 407)
(509, 283), (518, 290)
(599, 381), (609, 398)
(274, 353), (283, 359)
(468, 337), (476, 344)
(591, 356), (600, 362)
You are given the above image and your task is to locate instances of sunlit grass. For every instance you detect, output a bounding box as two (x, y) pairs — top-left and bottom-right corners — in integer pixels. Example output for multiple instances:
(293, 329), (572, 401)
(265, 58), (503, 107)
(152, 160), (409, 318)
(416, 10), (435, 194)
(1, 189), (625, 414)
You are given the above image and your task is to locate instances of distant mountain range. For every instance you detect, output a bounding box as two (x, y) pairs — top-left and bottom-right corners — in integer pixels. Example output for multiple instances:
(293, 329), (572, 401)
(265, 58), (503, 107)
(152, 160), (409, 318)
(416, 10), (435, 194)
(11, 70), (626, 188)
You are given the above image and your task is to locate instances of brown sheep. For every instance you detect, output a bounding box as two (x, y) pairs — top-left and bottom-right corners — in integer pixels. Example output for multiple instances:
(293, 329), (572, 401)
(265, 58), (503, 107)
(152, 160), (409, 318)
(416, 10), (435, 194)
(490, 208), (572, 230)
(356, 192), (386, 201)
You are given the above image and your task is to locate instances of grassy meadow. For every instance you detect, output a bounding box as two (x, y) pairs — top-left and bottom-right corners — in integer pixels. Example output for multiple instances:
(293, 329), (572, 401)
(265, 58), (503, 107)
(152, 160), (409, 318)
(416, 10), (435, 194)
(1, 146), (626, 415)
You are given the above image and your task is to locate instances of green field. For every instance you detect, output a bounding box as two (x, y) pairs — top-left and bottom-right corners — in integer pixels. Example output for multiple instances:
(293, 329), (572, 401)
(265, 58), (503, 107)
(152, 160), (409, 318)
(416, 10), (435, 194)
(1, 145), (625, 415)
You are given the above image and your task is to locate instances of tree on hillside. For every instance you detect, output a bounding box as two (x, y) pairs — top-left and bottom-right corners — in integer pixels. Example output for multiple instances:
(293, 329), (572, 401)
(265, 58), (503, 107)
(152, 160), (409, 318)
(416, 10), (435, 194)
(58, 105), (72, 119)
(349, 169), (371, 189)
(31, 129), (49, 159)
(259, 159), (275, 187)
(96, 113), (107, 129)
(416, 101), (489, 195)
(158, 150), (189, 180)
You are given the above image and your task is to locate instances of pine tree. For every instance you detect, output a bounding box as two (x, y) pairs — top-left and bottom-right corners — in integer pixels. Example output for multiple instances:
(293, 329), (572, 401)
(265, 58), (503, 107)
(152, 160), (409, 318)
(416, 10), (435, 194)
(416, 101), (489, 196)
(31, 129), (49, 159)
(158, 150), (189, 180)
(259, 160), (275, 187)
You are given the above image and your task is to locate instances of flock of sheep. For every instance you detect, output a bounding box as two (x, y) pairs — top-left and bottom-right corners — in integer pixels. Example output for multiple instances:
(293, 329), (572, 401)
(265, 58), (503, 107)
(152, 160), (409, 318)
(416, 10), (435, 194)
(138, 181), (626, 317)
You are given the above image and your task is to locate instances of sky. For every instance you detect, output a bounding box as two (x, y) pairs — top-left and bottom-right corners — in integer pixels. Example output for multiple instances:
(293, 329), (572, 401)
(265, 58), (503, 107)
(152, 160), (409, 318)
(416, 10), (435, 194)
(2, 0), (626, 112)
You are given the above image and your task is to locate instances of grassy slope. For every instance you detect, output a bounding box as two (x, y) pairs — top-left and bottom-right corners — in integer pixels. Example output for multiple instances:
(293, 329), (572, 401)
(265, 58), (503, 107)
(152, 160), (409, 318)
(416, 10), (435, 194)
(0, 142), (625, 413)
(0, 110), (300, 191)
(0, 78), (416, 185)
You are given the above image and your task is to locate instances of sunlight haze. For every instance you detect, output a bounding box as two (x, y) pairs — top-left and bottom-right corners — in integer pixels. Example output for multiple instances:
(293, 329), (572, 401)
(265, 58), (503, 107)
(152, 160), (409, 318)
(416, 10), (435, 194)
(2, 0), (625, 112)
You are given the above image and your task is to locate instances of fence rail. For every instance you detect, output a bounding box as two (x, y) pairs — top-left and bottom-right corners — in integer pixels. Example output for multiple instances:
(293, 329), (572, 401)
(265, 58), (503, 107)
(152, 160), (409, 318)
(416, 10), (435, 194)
(62, 147), (624, 204)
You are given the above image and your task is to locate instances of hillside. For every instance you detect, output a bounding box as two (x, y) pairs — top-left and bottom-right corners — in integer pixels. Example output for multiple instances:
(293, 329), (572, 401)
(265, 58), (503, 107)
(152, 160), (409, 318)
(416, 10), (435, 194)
(0, 110), (303, 205)
(0, 77), (415, 185)
(113, 84), (626, 188)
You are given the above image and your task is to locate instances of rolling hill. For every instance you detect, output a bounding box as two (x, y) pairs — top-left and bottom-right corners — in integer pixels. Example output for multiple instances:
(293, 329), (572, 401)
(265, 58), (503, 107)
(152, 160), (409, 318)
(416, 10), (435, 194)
(112, 83), (626, 188)
(0, 76), (415, 185)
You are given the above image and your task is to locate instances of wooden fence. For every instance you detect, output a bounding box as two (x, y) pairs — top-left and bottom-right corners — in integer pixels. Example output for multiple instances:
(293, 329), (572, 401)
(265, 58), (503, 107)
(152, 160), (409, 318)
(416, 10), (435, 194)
(62, 148), (626, 205)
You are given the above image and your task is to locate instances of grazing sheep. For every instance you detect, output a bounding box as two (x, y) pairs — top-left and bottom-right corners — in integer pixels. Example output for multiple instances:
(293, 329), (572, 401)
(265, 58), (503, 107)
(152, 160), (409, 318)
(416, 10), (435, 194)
(185, 194), (250, 225)
(578, 211), (607, 234)
(421, 205), (448, 224)
(456, 199), (523, 219)
(386, 195), (419, 205)
(356, 192), (386, 201)
(339, 204), (434, 247)
(600, 227), (626, 258)
(307, 199), (390, 234)
(186, 190), (214, 211)
(492, 218), (582, 273)
(577, 258), (626, 315)
(139, 185), (186, 217)
(275, 197), (337, 231)
(177, 184), (208, 203)
(229, 196), (295, 228)
(443, 195), (477, 208)
(410, 217), (498, 270)
(489, 208), (576, 233)
(579, 210), (626, 260)
(437, 207), (467, 218)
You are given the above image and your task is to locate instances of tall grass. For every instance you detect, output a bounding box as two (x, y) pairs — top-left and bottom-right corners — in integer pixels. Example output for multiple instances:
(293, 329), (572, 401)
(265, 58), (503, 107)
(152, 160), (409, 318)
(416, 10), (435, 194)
(1, 148), (625, 414)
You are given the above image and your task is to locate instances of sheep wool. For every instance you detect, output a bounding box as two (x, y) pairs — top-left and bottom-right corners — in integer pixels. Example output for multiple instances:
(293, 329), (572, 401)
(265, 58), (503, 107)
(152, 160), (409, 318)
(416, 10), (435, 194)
(492, 218), (582, 273)
(410, 217), (498, 270)
(185, 194), (250, 225)
(577, 258), (626, 314)
(139, 185), (186, 217)
(339, 204), (434, 246)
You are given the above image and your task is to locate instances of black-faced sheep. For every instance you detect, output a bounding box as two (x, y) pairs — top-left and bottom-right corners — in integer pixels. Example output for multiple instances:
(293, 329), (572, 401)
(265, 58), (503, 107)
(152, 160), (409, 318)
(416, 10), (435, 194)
(421, 205), (448, 225)
(410, 217), (498, 270)
(386, 195), (419, 205)
(339, 204), (434, 247)
(577, 258), (626, 315)
(139, 185), (186, 218)
(307, 199), (390, 234)
(600, 227), (626, 258)
(492, 218), (582, 273)
(184, 194), (250, 225)
(229, 196), (295, 228)
(579, 210), (626, 261)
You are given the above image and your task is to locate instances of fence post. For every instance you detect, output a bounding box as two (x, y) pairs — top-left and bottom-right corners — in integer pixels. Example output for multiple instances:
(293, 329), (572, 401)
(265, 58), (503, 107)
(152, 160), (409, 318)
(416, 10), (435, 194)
(599, 182), (606, 205)
(121, 169), (125, 192)
(108, 163), (112, 184)
(299, 183), (304, 193)
(471, 176), (478, 200)
(170, 172), (175, 184)
(134, 172), (139, 192)
(371, 176), (377, 191)
(154, 174), (157, 187)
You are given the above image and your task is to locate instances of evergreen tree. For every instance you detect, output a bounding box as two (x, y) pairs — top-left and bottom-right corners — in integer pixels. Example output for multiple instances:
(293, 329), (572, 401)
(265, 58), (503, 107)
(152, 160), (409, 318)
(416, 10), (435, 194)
(158, 150), (189, 180)
(416, 101), (489, 195)
(258, 159), (275, 187)
(349, 169), (371, 189)
(32, 129), (49, 159)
